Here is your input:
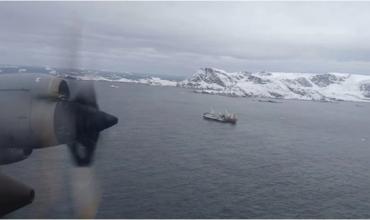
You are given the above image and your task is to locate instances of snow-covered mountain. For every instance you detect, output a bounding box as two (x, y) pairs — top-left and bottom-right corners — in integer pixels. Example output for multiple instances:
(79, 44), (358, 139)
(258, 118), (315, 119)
(78, 74), (177, 87)
(178, 68), (370, 102)
(0, 65), (178, 87)
(3, 65), (370, 102)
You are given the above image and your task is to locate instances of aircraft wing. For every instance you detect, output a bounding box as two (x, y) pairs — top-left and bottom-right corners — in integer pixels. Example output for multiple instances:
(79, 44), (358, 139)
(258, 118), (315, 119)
(0, 173), (34, 217)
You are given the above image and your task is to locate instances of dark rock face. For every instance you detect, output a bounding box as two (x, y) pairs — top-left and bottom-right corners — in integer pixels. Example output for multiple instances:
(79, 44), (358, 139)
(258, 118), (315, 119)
(269, 91), (284, 98)
(360, 83), (370, 97)
(284, 77), (312, 87)
(311, 74), (345, 87)
(247, 75), (271, 84)
(235, 72), (251, 80)
(296, 77), (313, 87)
(286, 86), (307, 96)
(192, 68), (227, 87)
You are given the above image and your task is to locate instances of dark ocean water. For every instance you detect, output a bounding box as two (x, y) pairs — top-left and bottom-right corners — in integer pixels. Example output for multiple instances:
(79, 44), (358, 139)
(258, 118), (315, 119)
(3, 81), (370, 218)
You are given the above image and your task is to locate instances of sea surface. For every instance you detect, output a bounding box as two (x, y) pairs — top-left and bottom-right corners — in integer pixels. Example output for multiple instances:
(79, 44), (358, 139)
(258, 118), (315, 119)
(3, 81), (370, 218)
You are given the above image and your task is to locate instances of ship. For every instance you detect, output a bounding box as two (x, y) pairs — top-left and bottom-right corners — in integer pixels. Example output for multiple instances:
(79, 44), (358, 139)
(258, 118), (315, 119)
(203, 109), (237, 124)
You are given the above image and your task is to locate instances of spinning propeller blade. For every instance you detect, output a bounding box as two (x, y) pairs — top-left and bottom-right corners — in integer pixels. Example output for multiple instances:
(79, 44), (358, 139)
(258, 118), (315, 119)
(65, 80), (118, 166)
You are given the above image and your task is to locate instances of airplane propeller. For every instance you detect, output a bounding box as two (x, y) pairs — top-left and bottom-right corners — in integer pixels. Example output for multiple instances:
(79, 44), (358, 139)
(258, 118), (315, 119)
(65, 80), (118, 166)
(57, 19), (117, 218)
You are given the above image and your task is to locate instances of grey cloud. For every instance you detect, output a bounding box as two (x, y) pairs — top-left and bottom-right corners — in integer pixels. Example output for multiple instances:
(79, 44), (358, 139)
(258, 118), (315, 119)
(2, 2), (370, 76)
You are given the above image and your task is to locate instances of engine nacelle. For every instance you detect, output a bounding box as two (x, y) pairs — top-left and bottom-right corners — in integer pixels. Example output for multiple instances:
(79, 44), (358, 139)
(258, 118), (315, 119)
(30, 75), (70, 100)
(30, 100), (77, 148)
(0, 73), (117, 166)
(0, 73), (70, 100)
(0, 74), (76, 155)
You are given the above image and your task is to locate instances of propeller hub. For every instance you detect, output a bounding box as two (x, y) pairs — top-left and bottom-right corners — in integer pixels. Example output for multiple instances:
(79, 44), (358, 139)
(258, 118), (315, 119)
(56, 79), (119, 167)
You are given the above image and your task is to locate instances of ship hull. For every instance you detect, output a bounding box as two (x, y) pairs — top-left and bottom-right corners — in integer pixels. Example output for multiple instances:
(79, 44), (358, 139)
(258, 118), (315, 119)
(202, 113), (237, 124)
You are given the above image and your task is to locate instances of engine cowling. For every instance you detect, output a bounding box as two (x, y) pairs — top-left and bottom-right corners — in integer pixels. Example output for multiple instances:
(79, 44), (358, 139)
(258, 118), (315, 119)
(0, 74), (77, 152)
(30, 100), (77, 148)
(0, 74), (70, 99)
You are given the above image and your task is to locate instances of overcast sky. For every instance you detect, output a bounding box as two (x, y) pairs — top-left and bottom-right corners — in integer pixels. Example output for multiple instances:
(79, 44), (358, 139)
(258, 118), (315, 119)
(2, 2), (370, 76)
